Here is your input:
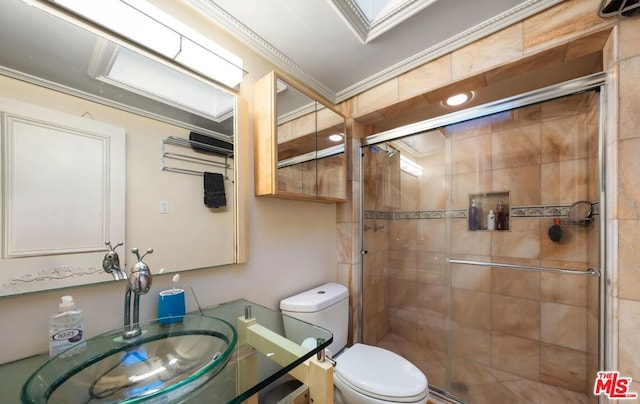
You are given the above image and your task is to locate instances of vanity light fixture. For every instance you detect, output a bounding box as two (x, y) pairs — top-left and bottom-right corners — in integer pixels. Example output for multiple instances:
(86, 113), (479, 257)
(443, 91), (473, 107)
(329, 133), (344, 142)
(35, 0), (245, 88)
(400, 155), (423, 176)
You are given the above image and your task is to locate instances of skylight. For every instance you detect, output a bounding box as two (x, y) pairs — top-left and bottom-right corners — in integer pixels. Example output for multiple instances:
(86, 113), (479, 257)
(329, 0), (439, 43)
(40, 0), (245, 88)
(89, 41), (234, 122)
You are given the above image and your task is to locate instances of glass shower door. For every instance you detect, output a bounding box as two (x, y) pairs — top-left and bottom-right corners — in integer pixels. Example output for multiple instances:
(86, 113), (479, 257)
(361, 89), (601, 404)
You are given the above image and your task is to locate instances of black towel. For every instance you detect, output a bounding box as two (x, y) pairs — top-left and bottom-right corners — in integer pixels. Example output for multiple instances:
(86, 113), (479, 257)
(190, 132), (234, 157)
(203, 172), (226, 208)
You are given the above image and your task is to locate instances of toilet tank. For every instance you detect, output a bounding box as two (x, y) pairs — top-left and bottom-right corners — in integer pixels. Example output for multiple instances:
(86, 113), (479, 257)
(280, 282), (348, 355)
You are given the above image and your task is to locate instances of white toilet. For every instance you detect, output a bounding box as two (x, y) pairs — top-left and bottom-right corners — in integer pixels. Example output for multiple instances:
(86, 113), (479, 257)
(280, 282), (429, 404)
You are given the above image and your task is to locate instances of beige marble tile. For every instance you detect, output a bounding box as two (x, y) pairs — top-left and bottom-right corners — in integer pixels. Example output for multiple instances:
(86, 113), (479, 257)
(540, 93), (590, 121)
(418, 175), (446, 210)
(619, 299), (640, 381)
(390, 220), (418, 254)
(491, 332), (540, 380)
(619, 220), (640, 300)
(503, 378), (590, 403)
(398, 55), (452, 100)
(452, 262), (491, 292)
(451, 133), (492, 175)
(491, 219), (541, 260)
(491, 104), (541, 131)
(540, 343), (588, 393)
(417, 252), (445, 286)
(618, 138), (640, 219)
(418, 312), (446, 352)
(451, 359), (504, 386)
(452, 24), (523, 79)
(523, 0), (607, 51)
(492, 267), (540, 300)
(492, 123), (541, 170)
(452, 288), (491, 329)
(417, 220), (445, 255)
(541, 114), (588, 163)
(540, 272), (587, 306)
(450, 220), (492, 256)
(417, 284), (445, 318)
(541, 302), (587, 351)
(450, 171), (493, 210)
(451, 322), (491, 365)
(492, 295), (540, 340)
(401, 171), (419, 210)
(458, 382), (527, 404)
(619, 57), (640, 141)
(447, 114), (493, 140)
(356, 78), (399, 116)
(388, 278), (416, 310)
(540, 159), (589, 205)
(620, 17), (640, 60)
(492, 165), (541, 206)
(389, 310), (418, 342)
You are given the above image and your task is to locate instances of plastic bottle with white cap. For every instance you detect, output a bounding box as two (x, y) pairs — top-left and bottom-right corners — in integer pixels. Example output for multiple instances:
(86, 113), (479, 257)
(49, 295), (85, 357)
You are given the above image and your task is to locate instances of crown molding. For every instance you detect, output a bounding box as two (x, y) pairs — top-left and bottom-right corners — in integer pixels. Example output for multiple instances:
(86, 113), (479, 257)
(188, 0), (562, 104)
(186, 0), (335, 101)
(335, 0), (563, 102)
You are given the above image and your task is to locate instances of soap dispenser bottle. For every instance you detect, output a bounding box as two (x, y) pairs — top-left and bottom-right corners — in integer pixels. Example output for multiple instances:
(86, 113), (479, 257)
(469, 199), (478, 230)
(49, 295), (85, 358)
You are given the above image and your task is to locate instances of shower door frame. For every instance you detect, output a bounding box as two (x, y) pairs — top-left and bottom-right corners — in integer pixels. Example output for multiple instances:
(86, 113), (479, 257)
(358, 72), (609, 403)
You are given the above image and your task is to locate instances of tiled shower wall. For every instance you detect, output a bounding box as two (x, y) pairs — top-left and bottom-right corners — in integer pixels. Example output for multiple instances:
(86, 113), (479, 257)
(339, 1), (640, 399)
(362, 91), (600, 396)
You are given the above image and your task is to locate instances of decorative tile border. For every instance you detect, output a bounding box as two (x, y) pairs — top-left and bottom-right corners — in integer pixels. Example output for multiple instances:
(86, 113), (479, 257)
(364, 203), (598, 220)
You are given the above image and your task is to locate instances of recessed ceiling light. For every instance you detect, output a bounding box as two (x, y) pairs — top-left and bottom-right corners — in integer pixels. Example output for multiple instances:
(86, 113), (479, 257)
(444, 92), (473, 107)
(329, 133), (344, 142)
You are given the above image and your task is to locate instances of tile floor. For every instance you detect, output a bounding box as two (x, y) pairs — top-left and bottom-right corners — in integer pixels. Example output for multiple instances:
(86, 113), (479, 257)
(376, 333), (591, 404)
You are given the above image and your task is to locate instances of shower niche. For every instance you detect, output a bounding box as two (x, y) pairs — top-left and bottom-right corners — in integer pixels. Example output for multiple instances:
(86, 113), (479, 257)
(468, 191), (509, 231)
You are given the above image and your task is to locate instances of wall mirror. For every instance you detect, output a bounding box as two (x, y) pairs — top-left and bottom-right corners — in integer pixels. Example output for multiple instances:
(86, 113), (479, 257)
(255, 72), (346, 202)
(0, 0), (242, 296)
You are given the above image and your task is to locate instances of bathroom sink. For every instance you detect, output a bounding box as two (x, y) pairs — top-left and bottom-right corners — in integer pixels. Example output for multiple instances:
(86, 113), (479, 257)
(21, 315), (237, 403)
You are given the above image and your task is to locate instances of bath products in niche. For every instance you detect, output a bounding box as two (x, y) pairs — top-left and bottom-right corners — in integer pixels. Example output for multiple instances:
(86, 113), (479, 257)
(495, 201), (508, 230)
(49, 295), (85, 358)
(468, 199), (479, 230)
(487, 210), (496, 231)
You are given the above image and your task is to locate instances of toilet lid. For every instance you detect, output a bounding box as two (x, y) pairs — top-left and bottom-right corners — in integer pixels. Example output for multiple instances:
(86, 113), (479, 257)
(335, 344), (428, 401)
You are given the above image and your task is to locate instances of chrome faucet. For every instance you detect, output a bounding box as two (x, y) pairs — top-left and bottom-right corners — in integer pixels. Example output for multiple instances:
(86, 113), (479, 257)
(123, 247), (153, 339)
(102, 241), (127, 280)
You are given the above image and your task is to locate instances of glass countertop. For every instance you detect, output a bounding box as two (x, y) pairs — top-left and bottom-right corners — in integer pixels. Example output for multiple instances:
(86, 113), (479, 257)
(0, 298), (333, 403)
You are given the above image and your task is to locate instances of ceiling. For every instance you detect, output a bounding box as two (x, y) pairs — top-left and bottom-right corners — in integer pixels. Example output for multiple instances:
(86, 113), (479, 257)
(187, 0), (563, 103)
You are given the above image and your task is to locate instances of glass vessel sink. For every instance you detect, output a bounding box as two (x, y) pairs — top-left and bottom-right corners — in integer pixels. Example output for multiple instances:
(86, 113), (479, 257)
(21, 315), (237, 403)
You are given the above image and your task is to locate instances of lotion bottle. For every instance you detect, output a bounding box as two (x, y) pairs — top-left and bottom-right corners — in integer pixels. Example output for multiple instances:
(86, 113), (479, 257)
(487, 210), (496, 231)
(49, 295), (85, 358)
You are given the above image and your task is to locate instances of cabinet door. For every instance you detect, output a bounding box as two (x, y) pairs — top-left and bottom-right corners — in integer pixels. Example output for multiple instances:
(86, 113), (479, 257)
(254, 71), (346, 202)
(276, 77), (317, 198)
(316, 105), (346, 200)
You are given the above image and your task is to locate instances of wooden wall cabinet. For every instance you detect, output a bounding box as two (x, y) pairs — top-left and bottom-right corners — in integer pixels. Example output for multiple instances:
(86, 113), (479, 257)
(254, 71), (346, 202)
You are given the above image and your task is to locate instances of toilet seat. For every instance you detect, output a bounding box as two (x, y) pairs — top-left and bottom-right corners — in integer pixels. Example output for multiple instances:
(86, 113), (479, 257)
(334, 344), (429, 402)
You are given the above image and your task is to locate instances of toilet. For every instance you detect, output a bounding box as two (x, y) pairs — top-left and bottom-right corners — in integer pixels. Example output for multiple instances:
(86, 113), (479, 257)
(280, 282), (429, 404)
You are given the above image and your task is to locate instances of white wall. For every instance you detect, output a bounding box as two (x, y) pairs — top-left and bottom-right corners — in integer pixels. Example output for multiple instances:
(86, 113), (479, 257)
(0, 2), (339, 364)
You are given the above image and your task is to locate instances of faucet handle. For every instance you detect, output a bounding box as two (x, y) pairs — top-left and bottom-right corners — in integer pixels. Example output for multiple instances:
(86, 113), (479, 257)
(131, 247), (153, 262)
(129, 247), (153, 295)
(105, 241), (123, 252)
